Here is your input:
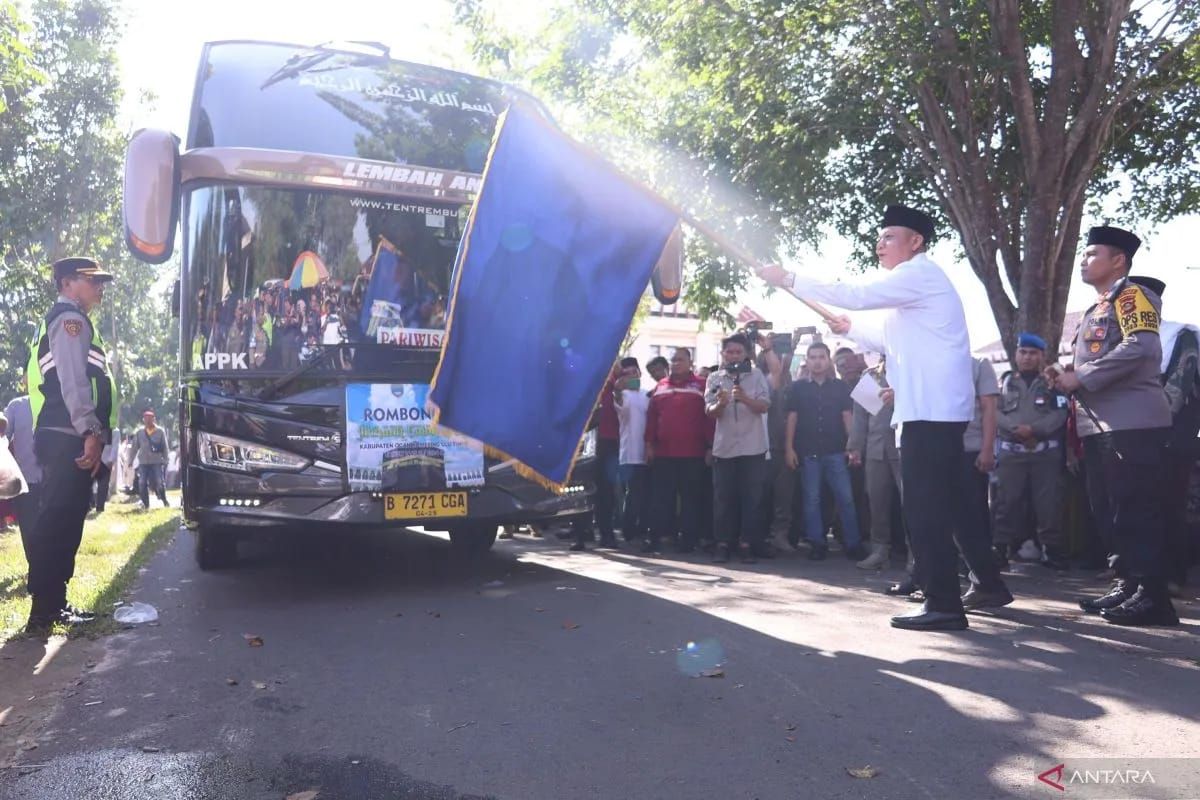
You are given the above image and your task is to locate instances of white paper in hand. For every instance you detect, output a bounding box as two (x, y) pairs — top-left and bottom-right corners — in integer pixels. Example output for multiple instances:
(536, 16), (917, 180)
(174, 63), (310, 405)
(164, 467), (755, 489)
(850, 372), (885, 416)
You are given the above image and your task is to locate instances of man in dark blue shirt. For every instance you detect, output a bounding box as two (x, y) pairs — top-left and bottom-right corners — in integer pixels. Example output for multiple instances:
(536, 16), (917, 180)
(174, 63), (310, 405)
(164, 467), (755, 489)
(785, 342), (867, 561)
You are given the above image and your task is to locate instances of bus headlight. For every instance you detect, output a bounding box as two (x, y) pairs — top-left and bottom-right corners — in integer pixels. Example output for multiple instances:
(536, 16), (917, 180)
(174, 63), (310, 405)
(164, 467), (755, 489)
(579, 429), (597, 461)
(198, 431), (310, 473)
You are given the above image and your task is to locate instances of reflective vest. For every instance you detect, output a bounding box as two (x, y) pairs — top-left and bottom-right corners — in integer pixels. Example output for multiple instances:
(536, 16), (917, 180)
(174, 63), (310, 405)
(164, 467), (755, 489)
(26, 302), (119, 433)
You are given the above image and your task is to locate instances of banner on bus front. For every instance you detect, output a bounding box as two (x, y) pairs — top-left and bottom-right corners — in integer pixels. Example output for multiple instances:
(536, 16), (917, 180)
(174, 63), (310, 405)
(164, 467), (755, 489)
(345, 383), (485, 492)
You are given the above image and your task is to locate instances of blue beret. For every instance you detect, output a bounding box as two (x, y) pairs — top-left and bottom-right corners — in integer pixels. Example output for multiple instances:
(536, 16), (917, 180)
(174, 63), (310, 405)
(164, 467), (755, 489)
(1018, 332), (1046, 351)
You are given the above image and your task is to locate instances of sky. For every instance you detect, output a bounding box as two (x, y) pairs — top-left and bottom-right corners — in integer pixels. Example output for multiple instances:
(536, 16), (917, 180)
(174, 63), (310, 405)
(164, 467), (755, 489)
(113, 0), (1200, 349)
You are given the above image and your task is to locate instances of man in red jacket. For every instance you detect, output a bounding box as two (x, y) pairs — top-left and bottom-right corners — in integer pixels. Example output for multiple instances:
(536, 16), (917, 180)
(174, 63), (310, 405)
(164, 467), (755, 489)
(644, 348), (714, 554)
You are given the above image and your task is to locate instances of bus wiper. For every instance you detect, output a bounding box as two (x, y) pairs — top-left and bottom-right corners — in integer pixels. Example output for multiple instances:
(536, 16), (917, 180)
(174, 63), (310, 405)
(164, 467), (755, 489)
(257, 344), (352, 401)
(260, 50), (335, 90)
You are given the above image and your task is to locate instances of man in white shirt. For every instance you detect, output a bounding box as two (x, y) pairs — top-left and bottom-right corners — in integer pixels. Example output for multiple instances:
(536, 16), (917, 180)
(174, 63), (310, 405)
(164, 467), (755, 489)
(613, 357), (651, 547)
(758, 204), (977, 631)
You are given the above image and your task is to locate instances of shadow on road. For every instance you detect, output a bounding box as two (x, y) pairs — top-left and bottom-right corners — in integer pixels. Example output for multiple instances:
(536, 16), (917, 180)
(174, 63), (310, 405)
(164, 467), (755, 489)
(2, 526), (1198, 799)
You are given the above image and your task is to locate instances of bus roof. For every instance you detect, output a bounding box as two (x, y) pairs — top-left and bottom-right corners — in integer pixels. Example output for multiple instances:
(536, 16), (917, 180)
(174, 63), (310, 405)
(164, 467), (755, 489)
(189, 40), (540, 175)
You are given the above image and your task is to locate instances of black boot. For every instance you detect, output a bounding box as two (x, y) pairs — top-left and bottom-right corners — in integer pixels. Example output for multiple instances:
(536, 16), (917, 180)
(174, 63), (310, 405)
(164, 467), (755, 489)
(1078, 580), (1134, 614)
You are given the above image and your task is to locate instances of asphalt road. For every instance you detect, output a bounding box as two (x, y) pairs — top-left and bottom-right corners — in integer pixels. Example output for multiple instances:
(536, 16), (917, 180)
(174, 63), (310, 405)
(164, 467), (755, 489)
(2, 527), (1199, 800)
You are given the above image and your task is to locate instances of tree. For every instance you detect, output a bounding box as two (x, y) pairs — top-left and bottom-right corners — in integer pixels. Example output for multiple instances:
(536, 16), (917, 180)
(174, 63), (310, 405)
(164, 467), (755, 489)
(457, 1), (1200, 355)
(0, 0), (178, 430)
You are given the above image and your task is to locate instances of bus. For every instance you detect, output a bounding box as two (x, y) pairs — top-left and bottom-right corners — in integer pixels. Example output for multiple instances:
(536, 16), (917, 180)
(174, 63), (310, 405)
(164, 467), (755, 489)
(122, 41), (678, 568)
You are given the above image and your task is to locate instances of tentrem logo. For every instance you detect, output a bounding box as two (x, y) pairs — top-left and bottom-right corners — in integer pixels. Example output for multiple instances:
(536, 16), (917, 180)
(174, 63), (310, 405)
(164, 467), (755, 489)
(1035, 759), (1198, 797)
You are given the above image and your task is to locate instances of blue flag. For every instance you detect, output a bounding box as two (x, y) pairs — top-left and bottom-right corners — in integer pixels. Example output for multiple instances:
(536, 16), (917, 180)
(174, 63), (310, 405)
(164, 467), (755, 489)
(358, 237), (438, 337)
(429, 103), (679, 487)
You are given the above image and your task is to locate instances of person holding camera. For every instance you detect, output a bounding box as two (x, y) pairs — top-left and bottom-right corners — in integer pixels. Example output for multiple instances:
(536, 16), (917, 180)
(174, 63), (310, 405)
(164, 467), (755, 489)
(705, 333), (772, 563)
(126, 408), (170, 510)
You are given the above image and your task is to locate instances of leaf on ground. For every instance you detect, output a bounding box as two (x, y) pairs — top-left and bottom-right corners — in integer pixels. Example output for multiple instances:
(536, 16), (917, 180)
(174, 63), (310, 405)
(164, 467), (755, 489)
(243, 634), (264, 647)
(562, 621), (580, 630)
(286, 791), (321, 800)
(698, 668), (725, 678)
(847, 766), (880, 779)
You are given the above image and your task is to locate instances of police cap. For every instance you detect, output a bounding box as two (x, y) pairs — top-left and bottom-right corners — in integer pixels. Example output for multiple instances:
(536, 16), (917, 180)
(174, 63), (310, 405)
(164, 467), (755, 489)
(1086, 226), (1141, 260)
(881, 204), (935, 242)
(1017, 332), (1047, 352)
(52, 257), (114, 286)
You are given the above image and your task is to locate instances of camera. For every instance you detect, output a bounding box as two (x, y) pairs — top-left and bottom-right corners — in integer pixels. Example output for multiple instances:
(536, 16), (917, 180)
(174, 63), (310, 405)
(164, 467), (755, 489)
(726, 358), (753, 385)
(741, 320), (773, 338)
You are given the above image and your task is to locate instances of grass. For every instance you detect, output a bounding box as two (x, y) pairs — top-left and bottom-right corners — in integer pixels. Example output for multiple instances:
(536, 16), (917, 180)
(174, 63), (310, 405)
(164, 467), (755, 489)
(0, 492), (180, 641)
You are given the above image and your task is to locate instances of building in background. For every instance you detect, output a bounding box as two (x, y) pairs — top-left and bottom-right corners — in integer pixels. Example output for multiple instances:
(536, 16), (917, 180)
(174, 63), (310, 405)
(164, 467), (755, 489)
(974, 310), (1084, 365)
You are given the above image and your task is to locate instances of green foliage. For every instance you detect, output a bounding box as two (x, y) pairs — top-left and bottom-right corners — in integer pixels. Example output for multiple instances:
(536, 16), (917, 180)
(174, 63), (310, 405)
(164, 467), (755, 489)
(457, 1), (1200, 353)
(0, 0), (177, 430)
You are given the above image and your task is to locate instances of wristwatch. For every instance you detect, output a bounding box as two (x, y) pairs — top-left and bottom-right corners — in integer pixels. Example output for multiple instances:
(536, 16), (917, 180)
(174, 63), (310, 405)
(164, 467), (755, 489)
(85, 425), (109, 444)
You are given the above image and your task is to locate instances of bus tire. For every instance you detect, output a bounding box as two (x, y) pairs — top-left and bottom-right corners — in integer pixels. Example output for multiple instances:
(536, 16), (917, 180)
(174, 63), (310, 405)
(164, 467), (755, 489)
(448, 523), (497, 555)
(194, 524), (239, 570)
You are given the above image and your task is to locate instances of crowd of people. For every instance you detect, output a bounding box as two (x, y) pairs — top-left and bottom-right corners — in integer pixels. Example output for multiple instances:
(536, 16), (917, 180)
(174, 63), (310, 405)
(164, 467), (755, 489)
(566, 208), (1199, 632)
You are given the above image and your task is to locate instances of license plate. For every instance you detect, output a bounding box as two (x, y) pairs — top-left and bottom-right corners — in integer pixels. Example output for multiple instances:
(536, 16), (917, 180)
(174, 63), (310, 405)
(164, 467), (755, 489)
(384, 491), (468, 520)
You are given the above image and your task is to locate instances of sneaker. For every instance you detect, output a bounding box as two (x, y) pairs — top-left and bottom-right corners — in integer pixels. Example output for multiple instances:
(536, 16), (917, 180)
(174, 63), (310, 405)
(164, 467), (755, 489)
(640, 539), (660, 554)
(1100, 589), (1179, 627)
(1078, 580), (1134, 614)
(1016, 539), (1041, 561)
(60, 606), (97, 624)
(712, 543), (731, 564)
(856, 546), (890, 570)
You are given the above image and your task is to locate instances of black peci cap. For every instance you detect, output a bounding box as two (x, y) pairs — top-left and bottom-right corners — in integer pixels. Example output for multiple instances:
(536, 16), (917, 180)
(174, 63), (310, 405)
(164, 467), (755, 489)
(52, 256), (113, 285)
(1086, 225), (1141, 260)
(881, 205), (935, 242)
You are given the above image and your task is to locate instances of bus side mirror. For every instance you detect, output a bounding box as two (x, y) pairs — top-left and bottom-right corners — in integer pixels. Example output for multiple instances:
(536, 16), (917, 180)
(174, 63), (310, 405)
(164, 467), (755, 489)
(650, 224), (682, 305)
(124, 128), (180, 264)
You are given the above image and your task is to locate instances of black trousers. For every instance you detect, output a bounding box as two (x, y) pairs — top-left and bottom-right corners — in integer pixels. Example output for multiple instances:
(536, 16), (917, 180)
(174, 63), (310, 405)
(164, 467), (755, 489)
(592, 438), (619, 541)
(901, 422), (968, 613)
(713, 453), (767, 547)
(93, 464), (112, 512)
(954, 451), (1005, 591)
(620, 464), (651, 542)
(650, 457), (705, 547)
(1083, 429), (1170, 591)
(30, 430), (93, 611)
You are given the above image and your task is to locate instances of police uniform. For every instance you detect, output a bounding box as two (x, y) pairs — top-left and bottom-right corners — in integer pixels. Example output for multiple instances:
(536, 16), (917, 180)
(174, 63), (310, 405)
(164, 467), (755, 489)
(24, 257), (117, 629)
(1070, 226), (1177, 626)
(993, 333), (1069, 564)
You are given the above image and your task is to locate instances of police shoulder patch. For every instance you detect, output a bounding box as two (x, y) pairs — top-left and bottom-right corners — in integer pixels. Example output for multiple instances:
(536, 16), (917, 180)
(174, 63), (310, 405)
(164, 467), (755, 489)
(1116, 285), (1159, 337)
(63, 319), (83, 337)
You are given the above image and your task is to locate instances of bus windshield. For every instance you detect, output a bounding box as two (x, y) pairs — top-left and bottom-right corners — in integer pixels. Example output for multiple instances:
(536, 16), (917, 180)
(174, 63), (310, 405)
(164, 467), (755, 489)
(184, 185), (466, 374)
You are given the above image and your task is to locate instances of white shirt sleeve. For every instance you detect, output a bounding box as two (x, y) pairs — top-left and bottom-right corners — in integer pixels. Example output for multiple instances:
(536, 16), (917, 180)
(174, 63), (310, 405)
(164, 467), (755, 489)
(846, 314), (886, 354)
(789, 263), (928, 311)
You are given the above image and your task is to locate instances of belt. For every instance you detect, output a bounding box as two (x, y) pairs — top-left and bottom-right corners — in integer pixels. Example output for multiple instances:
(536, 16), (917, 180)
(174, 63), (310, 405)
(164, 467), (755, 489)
(999, 439), (1059, 454)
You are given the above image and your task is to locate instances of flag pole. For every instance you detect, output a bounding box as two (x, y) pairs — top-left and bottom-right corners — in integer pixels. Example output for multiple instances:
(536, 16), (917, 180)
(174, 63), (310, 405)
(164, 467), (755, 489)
(677, 211), (839, 324)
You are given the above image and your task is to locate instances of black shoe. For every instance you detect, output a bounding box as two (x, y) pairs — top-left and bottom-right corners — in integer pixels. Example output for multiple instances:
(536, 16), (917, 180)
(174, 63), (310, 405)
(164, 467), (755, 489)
(1100, 590), (1179, 627)
(807, 544), (828, 561)
(885, 579), (918, 597)
(597, 537), (619, 550)
(738, 544), (757, 564)
(843, 544), (868, 561)
(712, 543), (730, 564)
(992, 545), (1010, 570)
(961, 584), (1014, 611)
(640, 539), (660, 554)
(891, 605), (969, 631)
(568, 542), (587, 552)
(23, 613), (57, 635)
(1078, 580), (1134, 614)
(676, 543), (697, 555)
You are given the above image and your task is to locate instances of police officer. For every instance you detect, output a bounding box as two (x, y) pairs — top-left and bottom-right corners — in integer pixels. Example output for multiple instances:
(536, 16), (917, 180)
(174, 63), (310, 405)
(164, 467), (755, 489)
(24, 257), (117, 632)
(1048, 226), (1177, 626)
(993, 333), (1069, 570)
